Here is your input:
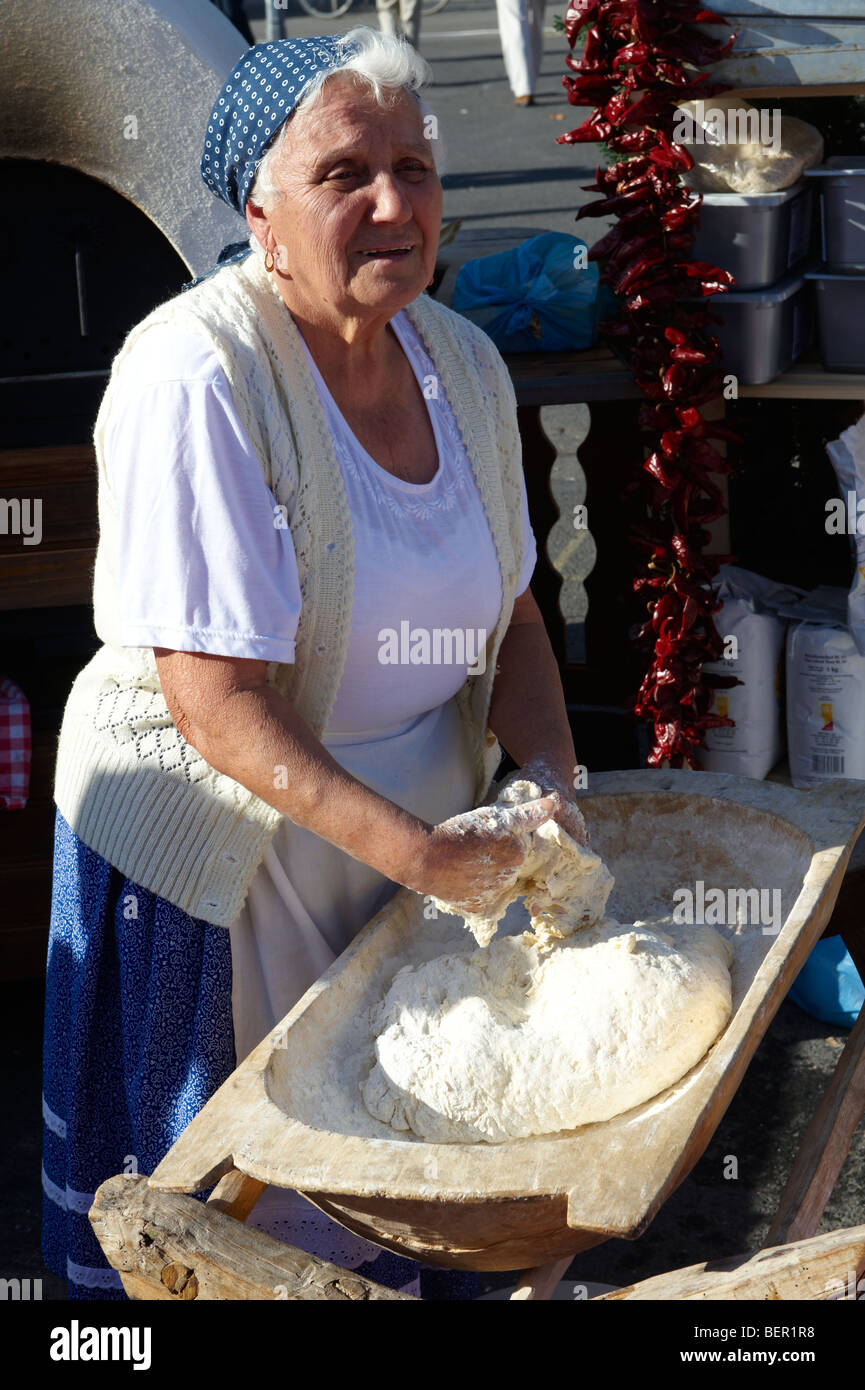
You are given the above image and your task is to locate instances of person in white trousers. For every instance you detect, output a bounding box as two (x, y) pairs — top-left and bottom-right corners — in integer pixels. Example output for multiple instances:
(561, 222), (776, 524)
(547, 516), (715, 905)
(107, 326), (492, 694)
(376, 0), (421, 53)
(496, 0), (546, 104)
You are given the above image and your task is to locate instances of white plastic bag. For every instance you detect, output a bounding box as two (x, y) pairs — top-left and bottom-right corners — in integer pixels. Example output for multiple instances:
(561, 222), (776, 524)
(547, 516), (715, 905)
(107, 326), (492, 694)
(784, 587), (865, 788)
(825, 412), (865, 657)
(674, 97), (824, 194)
(702, 566), (804, 778)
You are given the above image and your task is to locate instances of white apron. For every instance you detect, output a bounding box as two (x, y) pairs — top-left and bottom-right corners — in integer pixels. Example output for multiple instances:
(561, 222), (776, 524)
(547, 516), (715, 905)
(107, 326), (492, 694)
(228, 696), (476, 1291)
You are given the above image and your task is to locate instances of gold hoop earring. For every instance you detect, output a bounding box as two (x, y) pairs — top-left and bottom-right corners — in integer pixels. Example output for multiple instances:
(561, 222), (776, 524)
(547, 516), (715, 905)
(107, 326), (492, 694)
(264, 247), (275, 273)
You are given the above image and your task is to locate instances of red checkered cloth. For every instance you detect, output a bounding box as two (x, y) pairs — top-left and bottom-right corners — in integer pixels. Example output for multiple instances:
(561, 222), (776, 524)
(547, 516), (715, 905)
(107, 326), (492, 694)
(0, 676), (31, 810)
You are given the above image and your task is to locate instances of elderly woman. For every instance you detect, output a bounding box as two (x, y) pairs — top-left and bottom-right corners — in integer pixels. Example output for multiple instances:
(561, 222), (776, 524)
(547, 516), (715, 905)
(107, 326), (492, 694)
(42, 28), (584, 1300)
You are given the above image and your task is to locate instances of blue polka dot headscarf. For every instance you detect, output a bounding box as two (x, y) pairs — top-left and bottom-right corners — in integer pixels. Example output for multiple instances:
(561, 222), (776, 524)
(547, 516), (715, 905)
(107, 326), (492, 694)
(201, 37), (357, 216)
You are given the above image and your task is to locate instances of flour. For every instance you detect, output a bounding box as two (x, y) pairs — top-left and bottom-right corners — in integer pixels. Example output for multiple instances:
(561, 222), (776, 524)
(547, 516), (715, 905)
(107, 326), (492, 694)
(362, 780), (735, 1143)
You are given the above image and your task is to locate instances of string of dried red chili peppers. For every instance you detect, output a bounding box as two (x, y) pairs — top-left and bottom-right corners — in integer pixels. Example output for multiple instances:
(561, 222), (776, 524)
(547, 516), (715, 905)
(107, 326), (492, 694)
(559, 0), (743, 768)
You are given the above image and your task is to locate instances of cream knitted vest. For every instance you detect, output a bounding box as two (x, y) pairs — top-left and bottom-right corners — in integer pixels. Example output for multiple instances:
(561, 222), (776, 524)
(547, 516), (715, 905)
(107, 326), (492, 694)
(53, 252), (525, 926)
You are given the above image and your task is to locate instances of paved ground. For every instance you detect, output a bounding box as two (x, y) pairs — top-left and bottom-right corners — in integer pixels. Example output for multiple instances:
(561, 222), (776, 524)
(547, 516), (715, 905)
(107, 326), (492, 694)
(3, 0), (862, 1306)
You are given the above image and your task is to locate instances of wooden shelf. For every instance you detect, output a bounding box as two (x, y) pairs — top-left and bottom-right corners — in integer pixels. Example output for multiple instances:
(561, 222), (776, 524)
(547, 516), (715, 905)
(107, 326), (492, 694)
(506, 346), (865, 408)
(0, 547), (95, 610)
(740, 362), (865, 400)
(0, 445), (96, 609)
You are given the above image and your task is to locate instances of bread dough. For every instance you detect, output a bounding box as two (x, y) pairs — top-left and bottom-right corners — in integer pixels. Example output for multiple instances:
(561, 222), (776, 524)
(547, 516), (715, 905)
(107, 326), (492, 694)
(362, 920), (733, 1143)
(432, 778), (614, 947)
(675, 97), (824, 194)
(363, 779), (733, 1143)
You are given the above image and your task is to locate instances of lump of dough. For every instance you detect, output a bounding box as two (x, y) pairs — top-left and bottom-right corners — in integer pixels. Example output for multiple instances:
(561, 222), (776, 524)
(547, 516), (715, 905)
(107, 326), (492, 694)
(432, 778), (614, 947)
(675, 97), (824, 194)
(362, 921), (733, 1143)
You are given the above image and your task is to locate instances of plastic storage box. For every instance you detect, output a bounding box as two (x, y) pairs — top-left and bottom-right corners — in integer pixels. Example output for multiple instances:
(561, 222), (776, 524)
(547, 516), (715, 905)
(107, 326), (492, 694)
(705, 266), (814, 386)
(691, 182), (813, 291)
(804, 157), (865, 273)
(804, 267), (865, 373)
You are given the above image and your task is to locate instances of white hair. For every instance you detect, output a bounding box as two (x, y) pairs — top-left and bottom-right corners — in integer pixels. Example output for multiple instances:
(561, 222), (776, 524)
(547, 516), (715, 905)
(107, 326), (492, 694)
(246, 25), (445, 220)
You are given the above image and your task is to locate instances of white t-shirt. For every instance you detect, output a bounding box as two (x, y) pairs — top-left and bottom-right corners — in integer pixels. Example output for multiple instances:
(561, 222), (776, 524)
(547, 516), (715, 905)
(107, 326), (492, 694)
(104, 309), (537, 736)
(103, 307), (538, 1274)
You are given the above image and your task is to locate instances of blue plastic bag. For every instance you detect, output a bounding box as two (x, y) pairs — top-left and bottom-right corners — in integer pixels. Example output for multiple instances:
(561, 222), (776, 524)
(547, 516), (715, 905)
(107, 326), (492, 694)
(788, 936), (864, 1029)
(452, 232), (605, 354)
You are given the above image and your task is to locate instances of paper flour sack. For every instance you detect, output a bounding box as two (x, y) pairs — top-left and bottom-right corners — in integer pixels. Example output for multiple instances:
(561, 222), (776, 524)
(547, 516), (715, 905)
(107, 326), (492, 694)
(702, 566), (805, 779)
(785, 588), (865, 788)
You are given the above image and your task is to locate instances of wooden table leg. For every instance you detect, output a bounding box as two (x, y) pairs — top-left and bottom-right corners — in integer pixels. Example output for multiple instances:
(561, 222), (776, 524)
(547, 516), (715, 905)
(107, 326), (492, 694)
(206, 1167), (268, 1222)
(765, 1001), (865, 1247)
(510, 1255), (574, 1301)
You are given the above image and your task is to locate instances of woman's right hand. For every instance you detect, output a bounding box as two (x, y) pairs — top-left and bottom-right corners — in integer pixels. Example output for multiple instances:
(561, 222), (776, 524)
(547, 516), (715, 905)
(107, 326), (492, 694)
(404, 796), (558, 917)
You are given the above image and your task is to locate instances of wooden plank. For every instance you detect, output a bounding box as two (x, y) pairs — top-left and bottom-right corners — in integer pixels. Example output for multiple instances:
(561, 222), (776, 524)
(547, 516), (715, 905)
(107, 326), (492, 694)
(89, 1174), (415, 1301)
(506, 349), (865, 408)
(507, 349), (641, 408)
(740, 368), (865, 401)
(0, 547), (94, 610)
(765, 1002), (865, 1246)
(0, 445), (96, 483)
(0, 447), (97, 553)
(206, 1169), (267, 1223)
(511, 1256), (573, 1301)
(0, 496), (98, 554)
(596, 1223), (865, 1300)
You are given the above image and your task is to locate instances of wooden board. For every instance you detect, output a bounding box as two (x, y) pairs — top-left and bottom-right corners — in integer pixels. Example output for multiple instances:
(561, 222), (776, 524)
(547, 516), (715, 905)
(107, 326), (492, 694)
(0, 446), (96, 609)
(597, 1223), (865, 1300)
(0, 547), (95, 610)
(503, 349), (865, 408)
(766, 1002), (865, 1246)
(149, 770), (865, 1271)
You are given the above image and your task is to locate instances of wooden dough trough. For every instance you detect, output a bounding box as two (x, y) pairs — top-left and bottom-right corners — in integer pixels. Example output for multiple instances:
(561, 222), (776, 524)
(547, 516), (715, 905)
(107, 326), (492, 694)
(149, 769), (865, 1271)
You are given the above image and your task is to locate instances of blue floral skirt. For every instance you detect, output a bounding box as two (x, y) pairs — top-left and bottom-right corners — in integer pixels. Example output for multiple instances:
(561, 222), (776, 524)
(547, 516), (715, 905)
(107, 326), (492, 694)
(42, 808), (475, 1300)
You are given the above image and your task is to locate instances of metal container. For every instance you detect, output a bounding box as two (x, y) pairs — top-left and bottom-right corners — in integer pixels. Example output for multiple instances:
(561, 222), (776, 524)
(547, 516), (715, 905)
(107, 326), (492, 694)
(706, 267), (814, 385)
(804, 157), (865, 273)
(804, 266), (865, 373)
(692, 181), (814, 291)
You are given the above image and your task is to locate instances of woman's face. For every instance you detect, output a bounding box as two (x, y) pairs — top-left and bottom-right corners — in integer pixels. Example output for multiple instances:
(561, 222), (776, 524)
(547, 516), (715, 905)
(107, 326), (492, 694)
(248, 74), (442, 326)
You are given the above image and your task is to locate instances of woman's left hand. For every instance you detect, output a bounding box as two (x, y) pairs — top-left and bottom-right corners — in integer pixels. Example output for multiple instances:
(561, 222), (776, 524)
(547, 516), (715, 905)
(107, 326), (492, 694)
(498, 758), (590, 848)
